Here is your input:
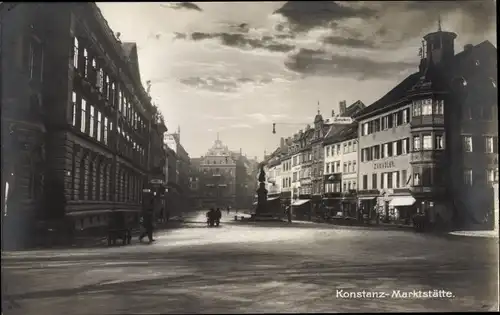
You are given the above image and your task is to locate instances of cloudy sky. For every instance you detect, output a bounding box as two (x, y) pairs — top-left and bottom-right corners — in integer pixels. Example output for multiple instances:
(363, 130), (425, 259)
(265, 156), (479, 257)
(97, 1), (496, 160)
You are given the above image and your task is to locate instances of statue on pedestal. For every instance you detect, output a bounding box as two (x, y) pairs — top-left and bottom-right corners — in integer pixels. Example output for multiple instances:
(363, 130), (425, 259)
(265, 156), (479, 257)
(255, 164), (268, 216)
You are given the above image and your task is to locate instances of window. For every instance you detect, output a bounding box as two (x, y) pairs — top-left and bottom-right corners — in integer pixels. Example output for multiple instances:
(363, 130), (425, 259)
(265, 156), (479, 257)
(325, 147), (330, 157)
(413, 136), (421, 151)
(392, 141), (398, 156)
(80, 98), (87, 133)
(362, 123), (369, 136)
(422, 102), (432, 115)
(463, 169), (472, 186)
(372, 173), (377, 189)
(433, 100), (444, 115)
(353, 161), (356, 172)
(485, 136), (494, 153)
(97, 111), (102, 141)
(382, 116), (389, 130)
(372, 146), (379, 160)
(422, 135), (432, 150)
(486, 169), (496, 183)
(348, 161), (352, 173)
(381, 173), (387, 189)
(402, 170), (407, 187)
(383, 143), (389, 158)
(83, 49), (88, 76)
(343, 143), (348, 153)
(387, 172), (393, 188)
(353, 141), (357, 152)
(413, 173), (421, 186)
(413, 101), (422, 116)
(72, 92), (77, 126)
(463, 136), (472, 152)
(89, 105), (95, 138)
(326, 163), (330, 174)
(402, 108), (409, 124)
(97, 68), (104, 92)
(343, 163), (347, 173)
(431, 134), (443, 150)
(362, 175), (368, 190)
(73, 37), (79, 68)
(394, 171), (400, 188)
(343, 182), (347, 192)
(393, 112), (400, 127)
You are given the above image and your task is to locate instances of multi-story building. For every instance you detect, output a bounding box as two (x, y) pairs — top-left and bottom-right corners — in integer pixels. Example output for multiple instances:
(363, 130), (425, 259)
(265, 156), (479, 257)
(294, 127), (314, 219)
(323, 124), (359, 218)
(163, 128), (191, 217)
(354, 26), (497, 229)
(197, 136), (237, 208)
(2, 3), (168, 248)
(310, 112), (329, 210)
(2, 3), (48, 248)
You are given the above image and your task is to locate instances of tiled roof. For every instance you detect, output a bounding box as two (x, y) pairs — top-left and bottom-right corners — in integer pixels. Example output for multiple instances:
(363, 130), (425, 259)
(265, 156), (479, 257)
(352, 72), (421, 120)
(323, 123), (358, 146)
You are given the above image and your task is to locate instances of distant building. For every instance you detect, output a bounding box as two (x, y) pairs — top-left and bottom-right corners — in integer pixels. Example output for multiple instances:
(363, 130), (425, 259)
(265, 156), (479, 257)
(197, 135), (237, 208)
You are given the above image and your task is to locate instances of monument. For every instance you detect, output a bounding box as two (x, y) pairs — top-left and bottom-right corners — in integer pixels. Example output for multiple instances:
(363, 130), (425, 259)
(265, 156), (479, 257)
(250, 163), (280, 221)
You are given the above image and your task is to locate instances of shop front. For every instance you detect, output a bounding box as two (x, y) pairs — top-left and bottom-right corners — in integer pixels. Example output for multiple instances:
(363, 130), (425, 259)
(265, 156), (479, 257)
(388, 189), (417, 225)
(323, 192), (342, 218)
(341, 191), (358, 219)
(357, 189), (379, 222)
(292, 195), (311, 220)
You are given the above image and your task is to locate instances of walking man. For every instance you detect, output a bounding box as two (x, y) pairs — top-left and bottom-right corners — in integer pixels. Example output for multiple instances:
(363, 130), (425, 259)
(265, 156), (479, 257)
(139, 200), (155, 243)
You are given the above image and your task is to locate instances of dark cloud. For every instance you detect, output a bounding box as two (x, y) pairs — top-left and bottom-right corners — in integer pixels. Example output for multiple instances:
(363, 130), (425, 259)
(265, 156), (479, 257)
(178, 32), (296, 53)
(274, 1), (376, 32)
(402, 0), (496, 34)
(180, 76), (275, 93)
(322, 36), (375, 49)
(161, 2), (203, 12)
(285, 48), (416, 81)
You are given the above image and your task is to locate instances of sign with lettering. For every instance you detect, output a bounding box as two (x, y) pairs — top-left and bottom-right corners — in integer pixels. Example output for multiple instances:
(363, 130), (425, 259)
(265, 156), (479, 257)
(324, 117), (354, 125)
(373, 160), (395, 170)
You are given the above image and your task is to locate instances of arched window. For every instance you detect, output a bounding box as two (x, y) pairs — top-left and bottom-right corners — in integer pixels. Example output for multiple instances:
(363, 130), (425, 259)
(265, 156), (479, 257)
(88, 158), (95, 201)
(79, 155), (86, 200)
(95, 157), (101, 201)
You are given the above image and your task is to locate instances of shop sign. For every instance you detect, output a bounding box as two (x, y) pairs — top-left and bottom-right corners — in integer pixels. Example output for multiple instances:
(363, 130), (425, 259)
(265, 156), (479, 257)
(374, 160), (395, 170)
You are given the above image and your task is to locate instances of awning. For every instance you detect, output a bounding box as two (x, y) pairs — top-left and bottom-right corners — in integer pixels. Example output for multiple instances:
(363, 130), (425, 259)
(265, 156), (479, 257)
(390, 196), (416, 207)
(358, 196), (376, 200)
(292, 199), (310, 206)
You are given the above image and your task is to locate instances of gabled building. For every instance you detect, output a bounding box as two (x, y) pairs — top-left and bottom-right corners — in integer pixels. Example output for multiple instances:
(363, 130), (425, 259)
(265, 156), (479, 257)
(353, 26), (497, 229)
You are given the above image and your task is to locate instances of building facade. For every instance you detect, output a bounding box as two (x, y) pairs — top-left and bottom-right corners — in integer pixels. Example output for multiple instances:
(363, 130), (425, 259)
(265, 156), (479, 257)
(197, 136), (237, 208)
(354, 26), (498, 229)
(323, 125), (359, 218)
(2, 3), (168, 248)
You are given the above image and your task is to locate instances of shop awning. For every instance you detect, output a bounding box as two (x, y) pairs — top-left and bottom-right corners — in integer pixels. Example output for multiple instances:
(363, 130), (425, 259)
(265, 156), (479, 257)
(389, 196), (416, 207)
(358, 196), (376, 200)
(292, 199), (310, 206)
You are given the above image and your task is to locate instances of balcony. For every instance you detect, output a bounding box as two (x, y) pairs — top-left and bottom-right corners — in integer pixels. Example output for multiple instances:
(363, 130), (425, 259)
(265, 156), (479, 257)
(410, 115), (444, 128)
(410, 150), (444, 163)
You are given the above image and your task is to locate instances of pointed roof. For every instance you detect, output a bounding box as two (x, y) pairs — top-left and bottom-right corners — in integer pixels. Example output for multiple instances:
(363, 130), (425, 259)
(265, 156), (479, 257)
(121, 42), (142, 84)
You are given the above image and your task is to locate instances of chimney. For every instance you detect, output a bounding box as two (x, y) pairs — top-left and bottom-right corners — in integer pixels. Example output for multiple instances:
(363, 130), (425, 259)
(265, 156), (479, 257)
(280, 137), (285, 148)
(464, 44), (473, 52)
(339, 100), (347, 115)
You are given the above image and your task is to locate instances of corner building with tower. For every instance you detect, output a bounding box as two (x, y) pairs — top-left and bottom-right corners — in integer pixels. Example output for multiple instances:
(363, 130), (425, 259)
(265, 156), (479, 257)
(353, 25), (498, 229)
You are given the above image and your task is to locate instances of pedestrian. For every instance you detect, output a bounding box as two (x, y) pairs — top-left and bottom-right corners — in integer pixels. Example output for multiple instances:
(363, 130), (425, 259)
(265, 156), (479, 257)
(286, 205), (292, 223)
(139, 209), (155, 243)
(215, 208), (222, 226)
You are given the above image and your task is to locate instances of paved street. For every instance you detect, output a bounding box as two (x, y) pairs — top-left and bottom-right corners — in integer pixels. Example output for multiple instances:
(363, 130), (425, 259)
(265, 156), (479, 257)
(2, 211), (499, 314)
